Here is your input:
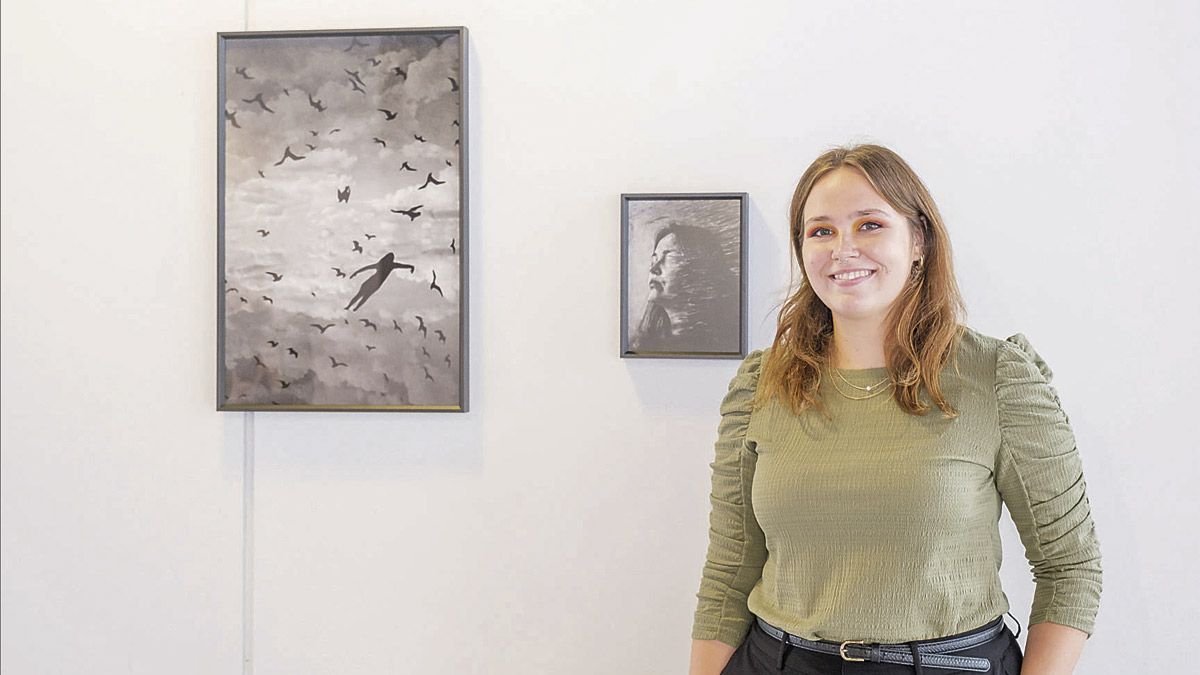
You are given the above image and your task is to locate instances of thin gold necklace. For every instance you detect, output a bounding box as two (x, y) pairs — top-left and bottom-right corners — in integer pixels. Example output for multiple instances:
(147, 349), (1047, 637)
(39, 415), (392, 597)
(828, 367), (894, 400)
(833, 366), (891, 392)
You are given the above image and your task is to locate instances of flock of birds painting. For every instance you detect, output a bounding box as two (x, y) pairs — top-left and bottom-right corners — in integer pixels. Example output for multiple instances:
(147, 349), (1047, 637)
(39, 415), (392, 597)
(222, 32), (462, 408)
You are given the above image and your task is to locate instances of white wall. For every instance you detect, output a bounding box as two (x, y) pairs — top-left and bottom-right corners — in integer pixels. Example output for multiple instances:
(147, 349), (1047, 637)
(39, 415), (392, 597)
(3, 1), (1197, 673)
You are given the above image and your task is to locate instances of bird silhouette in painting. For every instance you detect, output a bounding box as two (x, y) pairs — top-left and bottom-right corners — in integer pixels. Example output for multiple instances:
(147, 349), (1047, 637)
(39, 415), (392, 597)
(434, 329), (446, 343)
(377, 108), (397, 120)
(239, 297), (248, 304)
(330, 356), (348, 368)
(235, 66), (253, 80)
(445, 355), (452, 369)
(413, 134), (426, 143)
(364, 233), (376, 240)
(367, 57), (381, 67)
(430, 34), (453, 47)
(311, 323), (334, 334)
(273, 146), (305, 166)
(278, 379), (290, 389)
(242, 93), (274, 113)
(390, 205), (422, 221)
(447, 77), (459, 92)
(392, 67), (407, 79)
(267, 340), (279, 348)
(422, 365), (435, 382)
(283, 88), (291, 96)
(449, 239), (456, 254)
(337, 186), (351, 203)
(399, 161), (416, 172)
(287, 347), (299, 358)
(257, 170), (265, 178)
(224, 110), (241, 128)
(359, 318), (378, 331)
(344, 252), (415, 311)
(349, 78), (366, 94)
(344, 69), (365, 86)
(309, 129), (319, 137)
(266, 272), (283, 282)
(307, 93), (326, 112)
(305, 143), (316, 151)
(261, 296), (273, 304)
(418, 173), (443, 189)
(256, 229), (269, 237)
(454, 139), (459, 146)
(420, 346), (431, 358)
(226, 287), (239, 294)
(446, 160), (452, 167)
(352, 240), (363, 254)
(429, 270), (444, 297)
(343, 37), (369, 52)
(414, 315), (427, 338)
(366, 345), (377, 351)
(328, 128), (341, 134)
(373, 137), (386, 148)
(253, 355), (266, 368)
(452, 120), (460, 127)
(392, 319), (404, 333)
(331, 267), (346, 278)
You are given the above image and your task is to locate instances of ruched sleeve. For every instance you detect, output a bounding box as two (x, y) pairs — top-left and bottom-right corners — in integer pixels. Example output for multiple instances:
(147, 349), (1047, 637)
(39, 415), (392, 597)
(994, 334), (1103, 637)
(692, 349), (768, 647)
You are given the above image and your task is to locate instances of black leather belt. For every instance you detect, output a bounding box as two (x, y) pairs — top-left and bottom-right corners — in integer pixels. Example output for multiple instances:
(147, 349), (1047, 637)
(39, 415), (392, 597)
(755, 616), (1004, 672)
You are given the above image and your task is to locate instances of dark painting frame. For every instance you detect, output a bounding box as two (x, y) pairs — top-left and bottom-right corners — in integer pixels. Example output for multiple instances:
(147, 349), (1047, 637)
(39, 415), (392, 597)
(621, 192), (748, 359)
(217, 27), (469, 411)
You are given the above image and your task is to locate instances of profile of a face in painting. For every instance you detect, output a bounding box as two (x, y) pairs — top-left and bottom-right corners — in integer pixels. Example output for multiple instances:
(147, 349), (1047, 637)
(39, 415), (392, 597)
(632, 219), (737, 353)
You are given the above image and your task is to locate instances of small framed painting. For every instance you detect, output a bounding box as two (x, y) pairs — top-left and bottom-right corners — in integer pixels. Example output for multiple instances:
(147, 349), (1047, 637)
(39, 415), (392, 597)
(217, 27), (468, 411)
(621, 193), (748, 359)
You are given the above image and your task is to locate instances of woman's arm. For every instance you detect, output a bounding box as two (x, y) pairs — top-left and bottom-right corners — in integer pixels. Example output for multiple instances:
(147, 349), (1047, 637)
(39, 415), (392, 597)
(1019, 622), (1088, 675)
(688, 639), (736, 675)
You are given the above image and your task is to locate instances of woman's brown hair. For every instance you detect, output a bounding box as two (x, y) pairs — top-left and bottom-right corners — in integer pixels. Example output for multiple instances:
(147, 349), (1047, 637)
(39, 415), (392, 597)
(754, 143), (967, 419)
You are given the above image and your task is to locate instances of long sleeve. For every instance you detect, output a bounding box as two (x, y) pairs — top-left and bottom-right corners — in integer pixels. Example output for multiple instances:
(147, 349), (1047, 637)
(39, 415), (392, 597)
(994, 334), (1103, 637)
(692, 349), (768, 648)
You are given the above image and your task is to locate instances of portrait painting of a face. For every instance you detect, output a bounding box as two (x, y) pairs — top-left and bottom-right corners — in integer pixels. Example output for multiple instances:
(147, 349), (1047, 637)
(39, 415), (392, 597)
(621, 193), (747, 359)
(217, 28), (468, 411)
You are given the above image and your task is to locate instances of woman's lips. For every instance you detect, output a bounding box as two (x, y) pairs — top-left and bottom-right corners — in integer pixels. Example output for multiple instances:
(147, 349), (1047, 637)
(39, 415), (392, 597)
(828, 270), (875, 286)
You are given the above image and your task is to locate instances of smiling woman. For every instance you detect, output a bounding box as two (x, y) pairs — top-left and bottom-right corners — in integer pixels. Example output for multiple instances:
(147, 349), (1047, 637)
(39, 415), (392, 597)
(688, 144), (1102, 675)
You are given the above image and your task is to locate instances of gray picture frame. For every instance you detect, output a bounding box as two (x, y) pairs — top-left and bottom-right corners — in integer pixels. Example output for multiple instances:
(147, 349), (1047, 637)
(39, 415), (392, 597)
(217, 27), (469, 412)
(621, 192), (748, 359)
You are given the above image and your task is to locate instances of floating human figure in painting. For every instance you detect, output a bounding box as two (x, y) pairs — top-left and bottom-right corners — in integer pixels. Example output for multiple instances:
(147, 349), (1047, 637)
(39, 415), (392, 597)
(344, 252), (415, 311)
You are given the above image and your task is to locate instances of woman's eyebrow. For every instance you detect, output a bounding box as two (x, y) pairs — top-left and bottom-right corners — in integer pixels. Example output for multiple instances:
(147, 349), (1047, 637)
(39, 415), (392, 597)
(804, 208), (889, 226)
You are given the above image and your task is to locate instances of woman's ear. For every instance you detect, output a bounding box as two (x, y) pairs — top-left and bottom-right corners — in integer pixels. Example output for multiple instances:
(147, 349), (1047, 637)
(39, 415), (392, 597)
(911, 213), (927, 259)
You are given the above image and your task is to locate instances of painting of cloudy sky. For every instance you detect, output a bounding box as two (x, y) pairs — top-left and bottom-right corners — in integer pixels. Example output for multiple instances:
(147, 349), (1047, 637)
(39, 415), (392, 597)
(218, 29), (466, 411)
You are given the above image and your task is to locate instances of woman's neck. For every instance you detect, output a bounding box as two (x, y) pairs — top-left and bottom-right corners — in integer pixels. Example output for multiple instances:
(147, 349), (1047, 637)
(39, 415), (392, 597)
(829, 320), (887, 369)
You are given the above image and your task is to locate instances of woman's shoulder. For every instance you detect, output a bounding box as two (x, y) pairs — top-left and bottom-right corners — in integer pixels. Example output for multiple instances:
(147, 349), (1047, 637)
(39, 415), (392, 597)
(955, 325), (1055, 383)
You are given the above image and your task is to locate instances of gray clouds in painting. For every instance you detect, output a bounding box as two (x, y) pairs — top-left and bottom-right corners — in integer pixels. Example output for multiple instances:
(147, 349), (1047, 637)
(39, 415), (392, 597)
(221, 32), (462, 407)
(627, 199), (740, 354)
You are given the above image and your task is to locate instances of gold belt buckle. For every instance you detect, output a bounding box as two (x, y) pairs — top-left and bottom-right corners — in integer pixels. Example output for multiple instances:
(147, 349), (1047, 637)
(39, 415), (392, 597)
(839, 639), (867, 662)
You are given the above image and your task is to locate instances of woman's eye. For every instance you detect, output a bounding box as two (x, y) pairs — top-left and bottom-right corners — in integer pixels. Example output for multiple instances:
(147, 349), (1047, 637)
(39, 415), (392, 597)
(808, 227), (831, 237)
(861, 221), (882, 231)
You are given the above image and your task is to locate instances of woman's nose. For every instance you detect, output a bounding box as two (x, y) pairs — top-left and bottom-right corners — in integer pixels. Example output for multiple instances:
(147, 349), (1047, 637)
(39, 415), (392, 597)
(833, 234), (859, 260)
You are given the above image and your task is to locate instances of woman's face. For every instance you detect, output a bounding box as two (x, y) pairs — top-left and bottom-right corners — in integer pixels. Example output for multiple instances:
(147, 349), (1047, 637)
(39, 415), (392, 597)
(800, 167), (922, 328)
(648, 231), (683, 304)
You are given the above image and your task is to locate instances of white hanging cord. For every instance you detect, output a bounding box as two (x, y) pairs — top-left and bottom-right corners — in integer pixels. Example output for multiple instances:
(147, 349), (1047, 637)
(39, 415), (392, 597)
(242, 411), (255, 675)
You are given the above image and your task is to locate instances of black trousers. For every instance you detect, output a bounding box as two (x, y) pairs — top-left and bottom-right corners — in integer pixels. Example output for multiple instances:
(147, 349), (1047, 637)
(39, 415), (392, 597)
(720, 616), (1024, 675)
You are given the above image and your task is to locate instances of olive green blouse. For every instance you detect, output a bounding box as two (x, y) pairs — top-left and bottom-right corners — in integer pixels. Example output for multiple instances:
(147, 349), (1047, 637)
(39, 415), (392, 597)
(691, 327), (1102, 647)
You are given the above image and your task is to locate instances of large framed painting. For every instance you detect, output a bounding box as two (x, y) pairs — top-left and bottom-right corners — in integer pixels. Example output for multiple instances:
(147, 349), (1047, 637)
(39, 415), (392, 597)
(621, 193), (748, 359)
(217, 27), (468, 411)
